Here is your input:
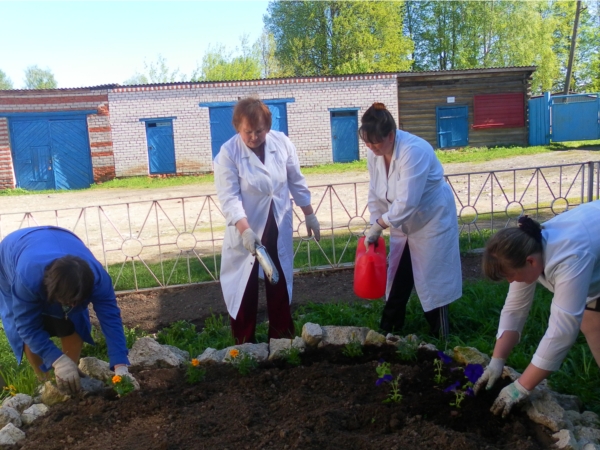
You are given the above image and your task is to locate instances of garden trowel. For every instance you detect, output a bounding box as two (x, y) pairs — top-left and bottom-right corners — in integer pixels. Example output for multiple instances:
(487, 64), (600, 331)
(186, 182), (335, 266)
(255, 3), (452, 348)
(255, 245), (279, 285)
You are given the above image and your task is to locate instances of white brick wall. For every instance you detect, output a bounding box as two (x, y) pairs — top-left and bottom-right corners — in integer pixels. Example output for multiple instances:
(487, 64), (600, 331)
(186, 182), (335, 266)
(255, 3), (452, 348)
(108, 76), (398, 177)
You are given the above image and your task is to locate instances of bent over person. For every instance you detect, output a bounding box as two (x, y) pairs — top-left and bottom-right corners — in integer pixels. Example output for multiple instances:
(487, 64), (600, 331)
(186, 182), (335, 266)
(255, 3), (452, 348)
(0, 226), (136, 394)
(214, 97), (320, 345)
(474, 201), (600, 417)
(359, 102), (462, 338)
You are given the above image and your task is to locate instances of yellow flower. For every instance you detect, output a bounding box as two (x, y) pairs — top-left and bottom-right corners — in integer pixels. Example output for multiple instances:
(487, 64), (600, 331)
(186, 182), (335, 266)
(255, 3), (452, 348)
(191, 359), (200, 367)
(112, 375), (122, 384)
(229, 349), (240, 358)
(3, 385), (17, 396)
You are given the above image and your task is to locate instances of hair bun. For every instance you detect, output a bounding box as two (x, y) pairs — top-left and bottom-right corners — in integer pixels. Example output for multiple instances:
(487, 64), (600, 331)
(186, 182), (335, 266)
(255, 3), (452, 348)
(373, 102), (387, 111)
(517, 215), (543, 243)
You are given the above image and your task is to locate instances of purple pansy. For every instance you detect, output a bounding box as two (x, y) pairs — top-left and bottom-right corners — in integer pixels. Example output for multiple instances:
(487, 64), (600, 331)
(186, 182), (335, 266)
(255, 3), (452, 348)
(376, 374), (393, 386)
(437, 351), (453, 364)
(464, 364), (484, 384)
(443, 381), (461, 393)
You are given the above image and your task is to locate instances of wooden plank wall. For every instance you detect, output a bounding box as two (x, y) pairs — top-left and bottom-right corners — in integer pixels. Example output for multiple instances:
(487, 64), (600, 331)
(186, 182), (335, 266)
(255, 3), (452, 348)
(397, 71), (532, 149)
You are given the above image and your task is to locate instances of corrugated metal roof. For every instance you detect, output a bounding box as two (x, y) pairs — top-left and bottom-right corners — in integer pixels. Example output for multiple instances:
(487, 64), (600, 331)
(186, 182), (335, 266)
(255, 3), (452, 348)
(0, 84), (120, 93)
(0, 66), (536, 92)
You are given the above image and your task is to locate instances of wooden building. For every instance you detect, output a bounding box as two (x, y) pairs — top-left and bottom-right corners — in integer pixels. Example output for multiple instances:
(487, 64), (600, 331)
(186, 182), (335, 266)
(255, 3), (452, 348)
(397, 67), (535, 149)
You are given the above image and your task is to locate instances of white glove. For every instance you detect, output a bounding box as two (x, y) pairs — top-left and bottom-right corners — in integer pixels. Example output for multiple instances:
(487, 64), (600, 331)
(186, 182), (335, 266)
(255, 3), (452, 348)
(241, 228), (261, 255)
(52, 354), (81, 394)
(473, 357), (505, 394)
(491, 379), (531, 418)
(115, 365), (140, 390)
(364, 221), (384, 250)
(304, 213), (321, 241)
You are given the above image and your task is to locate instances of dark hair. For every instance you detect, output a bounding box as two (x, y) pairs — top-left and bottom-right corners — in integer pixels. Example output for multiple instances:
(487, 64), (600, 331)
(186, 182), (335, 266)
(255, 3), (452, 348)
(358, 102), (397, 144)
(232, 97), (272, 131)
(43, 256), (94, 306)
(482, 216), (544, 281)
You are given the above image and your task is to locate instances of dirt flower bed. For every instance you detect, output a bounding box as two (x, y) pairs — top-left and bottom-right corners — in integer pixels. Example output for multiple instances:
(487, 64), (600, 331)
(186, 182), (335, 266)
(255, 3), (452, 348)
(18, 345), (553, 450)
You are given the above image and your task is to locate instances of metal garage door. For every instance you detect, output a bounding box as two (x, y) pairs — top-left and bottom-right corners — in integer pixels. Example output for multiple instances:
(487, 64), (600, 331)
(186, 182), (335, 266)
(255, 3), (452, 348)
(10, 116), (93, 190)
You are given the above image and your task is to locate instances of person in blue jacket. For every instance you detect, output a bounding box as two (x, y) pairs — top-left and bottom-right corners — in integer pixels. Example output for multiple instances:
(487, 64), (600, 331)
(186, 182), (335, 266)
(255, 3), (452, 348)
(0, 226), (137, 394)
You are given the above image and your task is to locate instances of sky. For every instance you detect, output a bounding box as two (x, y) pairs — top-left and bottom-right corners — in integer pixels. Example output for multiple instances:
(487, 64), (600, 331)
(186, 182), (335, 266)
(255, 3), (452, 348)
(0, 0), (271, 89)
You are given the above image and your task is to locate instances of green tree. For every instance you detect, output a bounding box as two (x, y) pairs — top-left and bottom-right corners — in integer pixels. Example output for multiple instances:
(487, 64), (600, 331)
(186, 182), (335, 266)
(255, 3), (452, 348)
(0, 69), (13, 90)
(123, 55), (184, 85)
(193, 35), (262, 81)
(254, 29), (289, 78)
(264, 1), (413, 76)
(24, 65), (57, 89)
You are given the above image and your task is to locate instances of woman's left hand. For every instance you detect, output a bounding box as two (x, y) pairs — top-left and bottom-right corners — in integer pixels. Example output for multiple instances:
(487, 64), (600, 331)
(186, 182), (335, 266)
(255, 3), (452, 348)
(304, 213), (321, 241)
(490, 380), (531, 417)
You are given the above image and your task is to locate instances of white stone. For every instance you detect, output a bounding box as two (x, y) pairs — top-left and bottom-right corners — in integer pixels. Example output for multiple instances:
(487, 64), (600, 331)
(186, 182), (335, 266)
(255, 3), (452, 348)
(268, 338), (292, 361)
(452, 346), (490, 366)
(39, 381), (70, 407)
(320, 326), (369, 346)
(80, 376), (105, 394)
(1, 394), (32, 413)
(364, 329), (386, 346)
(197, 347), (221, 364)
(0, 406), (22, 428)
(302, 322), (323, 347)
(291, 336), (306, 352)
(79, 357), (112, 382)
(552, 429), (580, 450)
(163, 344), (190, 361)
(21, 403), (49, 425)
(128, 337), (187, 368)
(0, 423), (26, 445)
(525, 389), (568, 432)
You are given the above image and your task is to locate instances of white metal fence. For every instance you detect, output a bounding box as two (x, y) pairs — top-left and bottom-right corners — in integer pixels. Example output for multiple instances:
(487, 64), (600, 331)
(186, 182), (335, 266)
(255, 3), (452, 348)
(1, 161), (598, 292)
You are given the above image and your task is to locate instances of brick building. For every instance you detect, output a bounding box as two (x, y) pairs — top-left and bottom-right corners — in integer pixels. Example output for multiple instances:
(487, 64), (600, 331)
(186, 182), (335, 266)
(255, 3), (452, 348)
(0, 67), (534, 190)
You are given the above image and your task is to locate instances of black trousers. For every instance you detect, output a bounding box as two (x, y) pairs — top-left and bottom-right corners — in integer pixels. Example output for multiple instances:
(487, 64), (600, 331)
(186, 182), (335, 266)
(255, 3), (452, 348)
(380, 242), (450, 339)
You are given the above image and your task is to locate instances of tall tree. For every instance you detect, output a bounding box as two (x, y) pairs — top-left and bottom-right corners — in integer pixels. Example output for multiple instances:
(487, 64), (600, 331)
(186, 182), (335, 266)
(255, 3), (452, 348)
(254, 29), (289, 78)
(24, 65), (57, 89)
(0, 69), (13, 90)
(193, 35), (262, 81)
(123, 55), (184, 85)
(264, 1), (413, 76)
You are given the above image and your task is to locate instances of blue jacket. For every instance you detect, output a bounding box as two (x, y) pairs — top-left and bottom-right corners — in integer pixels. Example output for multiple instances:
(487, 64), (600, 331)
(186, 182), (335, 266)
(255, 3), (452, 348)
(0, 226), (129, 371)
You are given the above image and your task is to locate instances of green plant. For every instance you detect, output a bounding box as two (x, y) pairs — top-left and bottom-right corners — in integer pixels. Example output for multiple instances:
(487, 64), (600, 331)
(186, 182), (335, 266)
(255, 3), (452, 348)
(226, 349), (257, 376)
(383, 374), (403, 404)
(110, 374), (135, 397)
(396, 337), (418, 362)
(281, 347), (302, 366)
(375, 360), (402, 404)
(433, 358), (447, 385)
(342, 335), (363, 358)
(185, 358), (206, 384)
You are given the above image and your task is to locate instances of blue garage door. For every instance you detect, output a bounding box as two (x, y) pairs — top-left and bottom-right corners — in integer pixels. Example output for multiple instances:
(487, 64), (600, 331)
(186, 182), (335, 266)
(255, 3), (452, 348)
(145, 120), (176, 174)
(205, 100), (291, 158)
(436, 106), (469, 149)
(330, 110), (359, 163)
(10, 117), (92, 190)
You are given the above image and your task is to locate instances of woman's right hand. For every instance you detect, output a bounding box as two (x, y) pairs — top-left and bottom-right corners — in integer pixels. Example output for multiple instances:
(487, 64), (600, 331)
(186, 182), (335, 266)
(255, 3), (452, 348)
(473, 357), (505, 394)
(241, 228), (261, 255)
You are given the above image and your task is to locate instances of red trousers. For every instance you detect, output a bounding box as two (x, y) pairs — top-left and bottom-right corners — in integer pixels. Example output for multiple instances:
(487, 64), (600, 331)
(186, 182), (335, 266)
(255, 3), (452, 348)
(230, 205), (294, 344)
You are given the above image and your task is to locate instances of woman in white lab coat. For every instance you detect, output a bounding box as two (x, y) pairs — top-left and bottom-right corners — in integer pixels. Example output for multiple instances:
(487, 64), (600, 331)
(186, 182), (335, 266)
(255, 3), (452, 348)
(474, 202), (600, 417)
(361, 103), (462, 339)
(214, 97), (320, 344)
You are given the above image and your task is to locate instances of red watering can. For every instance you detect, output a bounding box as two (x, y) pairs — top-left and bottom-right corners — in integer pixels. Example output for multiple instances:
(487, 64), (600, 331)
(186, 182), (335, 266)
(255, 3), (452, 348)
(354, 236), (387, 300)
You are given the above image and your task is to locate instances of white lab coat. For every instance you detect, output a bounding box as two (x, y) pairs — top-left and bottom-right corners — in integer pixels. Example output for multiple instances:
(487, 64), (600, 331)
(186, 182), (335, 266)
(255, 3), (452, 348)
(214, 131), (312, 320)
(497, 200), (600, 371)
(367, 129), (462, 311)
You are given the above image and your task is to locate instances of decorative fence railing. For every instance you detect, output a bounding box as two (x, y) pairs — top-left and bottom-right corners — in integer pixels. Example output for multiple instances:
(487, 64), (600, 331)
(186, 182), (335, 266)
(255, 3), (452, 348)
(1, 161), (598, 293)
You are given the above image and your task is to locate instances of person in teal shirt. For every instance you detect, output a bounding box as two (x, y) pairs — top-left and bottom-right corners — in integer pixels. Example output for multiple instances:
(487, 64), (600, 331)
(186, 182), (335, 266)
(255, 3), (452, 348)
(0, 226), (136, 394)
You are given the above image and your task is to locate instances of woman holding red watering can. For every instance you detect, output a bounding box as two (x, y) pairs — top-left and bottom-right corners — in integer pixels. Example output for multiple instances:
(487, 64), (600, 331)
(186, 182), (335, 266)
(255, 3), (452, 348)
(360, 103), (462, 338)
